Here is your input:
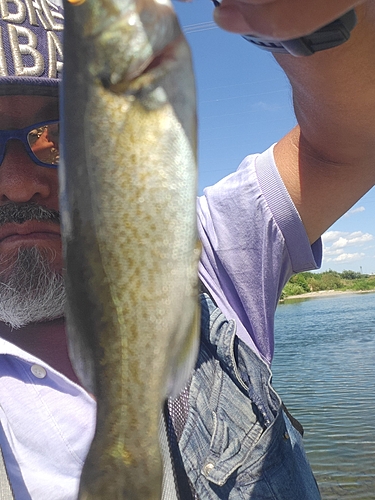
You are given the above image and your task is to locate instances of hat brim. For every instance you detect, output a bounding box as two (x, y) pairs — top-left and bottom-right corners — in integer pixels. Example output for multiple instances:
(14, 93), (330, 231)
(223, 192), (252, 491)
(0, 77), (59, 97)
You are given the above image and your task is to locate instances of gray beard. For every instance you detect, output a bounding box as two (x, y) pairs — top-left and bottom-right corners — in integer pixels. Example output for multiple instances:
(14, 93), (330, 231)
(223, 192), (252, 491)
(0, 246), (65, 329)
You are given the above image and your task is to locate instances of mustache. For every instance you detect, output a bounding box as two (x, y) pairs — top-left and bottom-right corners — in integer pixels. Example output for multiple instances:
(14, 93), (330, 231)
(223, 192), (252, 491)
(0, 203), (60, 226)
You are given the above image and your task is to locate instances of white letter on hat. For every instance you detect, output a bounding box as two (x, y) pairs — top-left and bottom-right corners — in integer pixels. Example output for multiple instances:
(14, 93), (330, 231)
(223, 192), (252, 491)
(0, 27), (8, 75)
(41, 0), (63, 31)
(47, 30), (62, 78)
(0, 0), (26, 24)
(24, 0), (38, 26)
(8, 24), (44, 76)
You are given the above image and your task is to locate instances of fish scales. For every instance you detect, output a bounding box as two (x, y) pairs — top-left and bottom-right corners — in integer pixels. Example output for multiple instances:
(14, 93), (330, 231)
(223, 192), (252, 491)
(60, 0), (200, 498)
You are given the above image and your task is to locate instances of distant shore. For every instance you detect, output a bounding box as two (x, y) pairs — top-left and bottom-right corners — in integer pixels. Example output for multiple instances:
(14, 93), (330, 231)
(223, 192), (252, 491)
(281, 289), (375, 301)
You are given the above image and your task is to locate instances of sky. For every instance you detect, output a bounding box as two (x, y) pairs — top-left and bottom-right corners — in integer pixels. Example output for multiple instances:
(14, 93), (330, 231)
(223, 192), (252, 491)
(173, 0), (375, 275)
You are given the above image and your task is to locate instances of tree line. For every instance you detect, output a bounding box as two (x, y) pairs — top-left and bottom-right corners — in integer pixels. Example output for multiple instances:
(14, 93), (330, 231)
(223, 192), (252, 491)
(281, 270), (375, 299)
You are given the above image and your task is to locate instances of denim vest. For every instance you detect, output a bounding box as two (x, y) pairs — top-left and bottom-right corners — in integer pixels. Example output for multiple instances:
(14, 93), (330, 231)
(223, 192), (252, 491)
(167, 294), (321, 500)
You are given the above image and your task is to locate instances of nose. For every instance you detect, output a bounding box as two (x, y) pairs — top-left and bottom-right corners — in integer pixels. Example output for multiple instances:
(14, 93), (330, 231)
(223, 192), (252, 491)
(0, 140), (54, 204)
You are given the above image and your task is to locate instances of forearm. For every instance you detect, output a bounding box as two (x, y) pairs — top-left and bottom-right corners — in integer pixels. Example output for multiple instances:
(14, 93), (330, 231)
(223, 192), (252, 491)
(272, 2), (375, 243)
(214, 0), (375, 242)
(274, 1), (375, 168)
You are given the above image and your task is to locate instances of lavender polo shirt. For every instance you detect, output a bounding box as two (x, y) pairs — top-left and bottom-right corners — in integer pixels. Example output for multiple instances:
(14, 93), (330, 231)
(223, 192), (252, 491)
(0, 145), (322, 499)
(198, 144), (321, 364)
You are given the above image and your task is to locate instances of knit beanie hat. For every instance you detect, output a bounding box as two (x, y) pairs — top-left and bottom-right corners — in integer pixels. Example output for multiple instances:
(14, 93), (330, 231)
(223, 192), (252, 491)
(0, 0), (63, 97)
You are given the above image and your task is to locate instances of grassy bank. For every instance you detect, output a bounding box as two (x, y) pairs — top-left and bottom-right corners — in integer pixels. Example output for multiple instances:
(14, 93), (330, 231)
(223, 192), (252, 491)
(281, 270), (375, 300)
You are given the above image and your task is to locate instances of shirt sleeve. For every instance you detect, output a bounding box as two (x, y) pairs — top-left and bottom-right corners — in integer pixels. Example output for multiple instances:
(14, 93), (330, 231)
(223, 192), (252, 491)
(197, 144), (322, 364)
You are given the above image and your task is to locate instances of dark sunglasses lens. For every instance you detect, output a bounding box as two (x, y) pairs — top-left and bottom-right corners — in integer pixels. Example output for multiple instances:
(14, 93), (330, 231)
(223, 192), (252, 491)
(27, 123), (59, 166)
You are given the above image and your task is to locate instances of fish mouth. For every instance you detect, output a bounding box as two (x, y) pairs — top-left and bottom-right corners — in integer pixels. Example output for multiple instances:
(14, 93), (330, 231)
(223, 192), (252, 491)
(0, 221), (61, 245)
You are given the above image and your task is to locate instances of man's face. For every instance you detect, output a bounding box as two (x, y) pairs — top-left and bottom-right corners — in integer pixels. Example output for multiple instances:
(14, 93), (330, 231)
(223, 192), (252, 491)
(0, 95), (61, 273)
(0, 94), (65, 328)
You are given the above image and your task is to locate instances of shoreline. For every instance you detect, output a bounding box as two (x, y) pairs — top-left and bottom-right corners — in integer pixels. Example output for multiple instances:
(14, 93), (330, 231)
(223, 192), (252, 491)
(281, 289), (375, 302)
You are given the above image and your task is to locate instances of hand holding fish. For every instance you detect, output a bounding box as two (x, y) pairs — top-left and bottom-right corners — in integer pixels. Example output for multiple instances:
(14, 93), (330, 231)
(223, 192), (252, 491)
(213, 0), (365, 38)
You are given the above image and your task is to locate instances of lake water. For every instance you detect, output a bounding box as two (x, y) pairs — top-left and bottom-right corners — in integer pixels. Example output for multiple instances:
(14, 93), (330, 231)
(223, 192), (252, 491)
(272, 292), (375, 500)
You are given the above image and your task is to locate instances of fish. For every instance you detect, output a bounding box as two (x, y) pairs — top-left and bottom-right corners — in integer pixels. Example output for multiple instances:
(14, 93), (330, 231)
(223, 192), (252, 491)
(59, 0), (200, 498)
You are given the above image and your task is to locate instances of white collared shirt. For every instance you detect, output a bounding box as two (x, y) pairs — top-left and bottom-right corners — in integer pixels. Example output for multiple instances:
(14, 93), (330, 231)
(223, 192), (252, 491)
(0, 338), (96, 499)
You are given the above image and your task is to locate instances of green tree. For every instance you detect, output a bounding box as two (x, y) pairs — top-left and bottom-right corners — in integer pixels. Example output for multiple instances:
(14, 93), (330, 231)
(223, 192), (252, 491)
(307, 277), (321, 292)
(341, 269), (363, 280)
(281, 271), (375, 299)
(288, 273), (310, 292)
(320, 271), (343, 290)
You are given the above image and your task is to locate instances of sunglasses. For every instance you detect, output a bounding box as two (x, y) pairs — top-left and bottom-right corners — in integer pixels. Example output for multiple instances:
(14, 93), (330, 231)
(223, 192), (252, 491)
(0, 120), (59, 168)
